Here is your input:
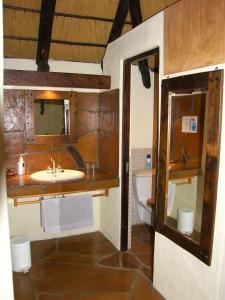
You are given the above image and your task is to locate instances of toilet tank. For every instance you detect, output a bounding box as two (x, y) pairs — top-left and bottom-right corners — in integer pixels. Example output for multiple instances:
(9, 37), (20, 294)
(134, 169), (155, 202)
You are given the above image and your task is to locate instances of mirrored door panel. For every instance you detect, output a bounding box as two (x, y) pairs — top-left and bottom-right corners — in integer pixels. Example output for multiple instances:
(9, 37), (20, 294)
(157, 70), (223, 265)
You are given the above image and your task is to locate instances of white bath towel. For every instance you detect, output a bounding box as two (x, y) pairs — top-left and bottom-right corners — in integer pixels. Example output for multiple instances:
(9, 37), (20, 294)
(41, 195), (93, 233)
(167, 183), (176, 215)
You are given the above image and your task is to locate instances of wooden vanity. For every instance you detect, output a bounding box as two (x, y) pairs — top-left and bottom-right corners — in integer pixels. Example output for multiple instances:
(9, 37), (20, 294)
(4, 71), (120, 205)
(7, 170), (119, 203)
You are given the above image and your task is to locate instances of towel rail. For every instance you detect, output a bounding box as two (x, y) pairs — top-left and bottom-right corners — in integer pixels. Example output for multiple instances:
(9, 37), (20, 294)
(13, 189), (109, 207)
(169, 177), (192, 185)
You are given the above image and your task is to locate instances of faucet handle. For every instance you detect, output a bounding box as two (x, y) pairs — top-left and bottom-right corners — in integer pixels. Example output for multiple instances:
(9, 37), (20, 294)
(91, 162), (95, 176)
(85, 161), (90, 175)
(56, 165), (62, 172)
(47, 165), (52, 173)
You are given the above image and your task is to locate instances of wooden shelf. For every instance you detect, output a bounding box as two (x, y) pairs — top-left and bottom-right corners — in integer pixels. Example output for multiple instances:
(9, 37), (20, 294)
(7, 170), (119, 199)
(169, 164), (202, 180)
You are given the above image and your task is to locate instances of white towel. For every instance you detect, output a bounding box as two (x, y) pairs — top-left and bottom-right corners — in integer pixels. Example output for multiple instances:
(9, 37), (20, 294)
(167, 183), (176, 215)
(41, 195), (93, 233)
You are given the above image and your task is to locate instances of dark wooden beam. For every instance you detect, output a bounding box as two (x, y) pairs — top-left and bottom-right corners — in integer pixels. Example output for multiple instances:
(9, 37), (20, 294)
(137, 59), (151, 88)
(107, 0), (129, 44)
(3, 4), (131, 25)
(4, 70), (111, 89)
(101, 0), (129, 68)
(129, 0), (151, 88)
(129, 0), (142, 27)
(36, 0), (56, 72)
(4, 35), (106, 48)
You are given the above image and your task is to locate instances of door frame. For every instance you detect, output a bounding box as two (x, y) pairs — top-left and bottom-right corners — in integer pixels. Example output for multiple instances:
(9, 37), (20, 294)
(120, 47), (160, 251)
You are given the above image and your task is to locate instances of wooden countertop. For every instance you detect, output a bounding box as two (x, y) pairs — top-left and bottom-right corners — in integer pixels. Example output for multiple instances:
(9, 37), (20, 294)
(7, 170), (119, 198)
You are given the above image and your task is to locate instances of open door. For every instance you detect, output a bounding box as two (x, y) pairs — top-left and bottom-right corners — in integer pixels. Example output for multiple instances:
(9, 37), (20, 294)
(121, 48), (159, 281)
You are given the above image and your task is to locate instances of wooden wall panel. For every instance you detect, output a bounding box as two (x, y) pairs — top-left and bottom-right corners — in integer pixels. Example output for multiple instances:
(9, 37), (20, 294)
(99, 89), (119, 176)
(164, 0), (225, 74)
(77, 92), (99, 137)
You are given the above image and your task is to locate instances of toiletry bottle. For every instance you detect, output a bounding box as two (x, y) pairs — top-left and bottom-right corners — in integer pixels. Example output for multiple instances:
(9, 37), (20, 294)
(191, 118), (197, 132)
(146, 154), (151, 169)
(17, 155), (25, 175)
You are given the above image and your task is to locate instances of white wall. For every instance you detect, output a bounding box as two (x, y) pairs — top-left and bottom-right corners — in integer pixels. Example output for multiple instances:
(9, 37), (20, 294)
(0, 3), (14, 299)
(4, 58), (102, 74)
(130, 65), (154, 149)
(5, 58), (103, 241)
(8, 194), (100, 241)
(102, 12), (163, 250)
(103, 9), (225, 300)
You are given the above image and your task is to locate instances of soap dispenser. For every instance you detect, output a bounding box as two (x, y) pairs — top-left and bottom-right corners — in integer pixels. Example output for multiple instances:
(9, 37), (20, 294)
(146, 154), (152, 169)
(17, 155), (25, 175)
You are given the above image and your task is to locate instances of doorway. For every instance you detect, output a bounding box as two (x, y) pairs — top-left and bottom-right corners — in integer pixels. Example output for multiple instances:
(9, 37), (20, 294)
(121, 48), (159, 281)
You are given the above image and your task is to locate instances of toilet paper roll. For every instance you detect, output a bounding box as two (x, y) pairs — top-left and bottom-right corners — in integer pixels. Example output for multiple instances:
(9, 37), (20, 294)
(177, 208), (195, 235)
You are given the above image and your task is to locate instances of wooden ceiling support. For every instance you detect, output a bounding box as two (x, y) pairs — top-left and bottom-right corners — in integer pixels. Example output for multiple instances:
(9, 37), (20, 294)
(4, 70), (111, 89)
(101, 0), (129, 68)
(129, 0), (151, 88)
(107, 0), (129, 44)
(36, 0), (56, 72)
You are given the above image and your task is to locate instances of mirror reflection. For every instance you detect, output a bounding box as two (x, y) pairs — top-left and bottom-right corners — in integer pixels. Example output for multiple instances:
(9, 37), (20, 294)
(165, 92), (207, 243)
(34, 99), (70, 135)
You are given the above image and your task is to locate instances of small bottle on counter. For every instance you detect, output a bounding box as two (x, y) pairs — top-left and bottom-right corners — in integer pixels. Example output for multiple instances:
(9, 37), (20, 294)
(17, 155), (25, 175)
(146, 154), (152, 169)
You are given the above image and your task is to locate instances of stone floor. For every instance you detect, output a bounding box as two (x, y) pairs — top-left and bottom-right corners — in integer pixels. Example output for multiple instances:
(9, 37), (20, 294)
(13, 225), (163, 300)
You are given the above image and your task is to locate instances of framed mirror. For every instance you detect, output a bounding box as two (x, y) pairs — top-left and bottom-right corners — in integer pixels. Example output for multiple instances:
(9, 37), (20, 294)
(156, 70), (223, 265)
(25, 90), (77, 144)
(34, 99), (70, 135)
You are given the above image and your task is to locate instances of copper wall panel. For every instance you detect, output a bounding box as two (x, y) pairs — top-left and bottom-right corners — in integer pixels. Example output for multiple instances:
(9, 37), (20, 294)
(4, 89), (119, 177)
(75, 132), (98, 163)
(4, 90), (119, 176)
(4, 90), (98, 172)
(5, 131), (25, 154)
(4, 90), (25, 132)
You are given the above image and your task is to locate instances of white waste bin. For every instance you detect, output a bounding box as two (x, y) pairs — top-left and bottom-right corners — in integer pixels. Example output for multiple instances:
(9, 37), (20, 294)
(10, 235), (31, 273)
(177, 208), (195, 235)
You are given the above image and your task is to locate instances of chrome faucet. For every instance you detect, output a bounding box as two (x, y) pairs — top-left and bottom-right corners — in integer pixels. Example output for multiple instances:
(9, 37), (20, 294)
(52, 158), (56, 173)
(47, 157), (57, 174)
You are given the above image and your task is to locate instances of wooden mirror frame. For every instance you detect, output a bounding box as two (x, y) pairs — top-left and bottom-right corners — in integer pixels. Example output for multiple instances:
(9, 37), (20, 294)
(25, 90), (77, 144)
(156, 70), (223, 265)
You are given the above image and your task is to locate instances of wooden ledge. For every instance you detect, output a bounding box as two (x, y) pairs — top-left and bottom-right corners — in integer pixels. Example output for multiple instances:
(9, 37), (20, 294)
(7, 171), (119, 199)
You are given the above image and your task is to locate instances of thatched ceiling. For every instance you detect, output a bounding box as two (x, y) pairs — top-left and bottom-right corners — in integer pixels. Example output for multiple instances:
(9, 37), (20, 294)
(4, 0), (179, 65)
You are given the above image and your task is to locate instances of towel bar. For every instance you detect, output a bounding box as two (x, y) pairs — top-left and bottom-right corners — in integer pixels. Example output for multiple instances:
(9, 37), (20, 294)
(13, 189), (109, 207)
(169, 177), (192, 185)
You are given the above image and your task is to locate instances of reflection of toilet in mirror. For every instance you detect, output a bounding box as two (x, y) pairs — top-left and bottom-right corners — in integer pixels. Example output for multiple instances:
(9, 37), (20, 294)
(133, 169), (176, 225)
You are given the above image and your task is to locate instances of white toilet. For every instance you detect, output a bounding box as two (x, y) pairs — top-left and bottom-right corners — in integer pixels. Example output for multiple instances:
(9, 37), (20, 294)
(133, 169), (176, 225)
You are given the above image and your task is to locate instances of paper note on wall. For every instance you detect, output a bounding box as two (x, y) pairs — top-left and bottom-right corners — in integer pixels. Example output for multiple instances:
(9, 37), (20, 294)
(182, 116), (198, 133)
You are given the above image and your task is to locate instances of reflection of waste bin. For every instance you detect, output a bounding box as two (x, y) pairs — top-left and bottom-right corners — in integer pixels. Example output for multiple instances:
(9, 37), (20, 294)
(10, 235), (31, 273)
(177, 208), (195, 235)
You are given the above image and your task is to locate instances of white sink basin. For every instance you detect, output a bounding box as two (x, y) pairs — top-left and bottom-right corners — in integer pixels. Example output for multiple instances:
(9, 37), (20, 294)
(30, 169), (85, 182)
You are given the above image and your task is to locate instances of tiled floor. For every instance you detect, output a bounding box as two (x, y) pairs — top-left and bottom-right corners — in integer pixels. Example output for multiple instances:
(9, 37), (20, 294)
(130, 224), (154, 281)
(13, 226), (163, 300)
